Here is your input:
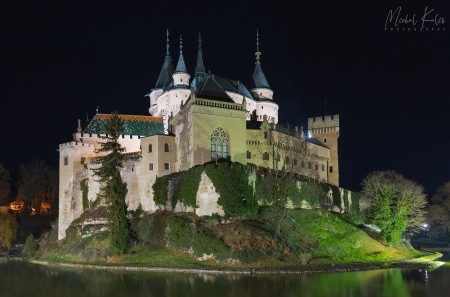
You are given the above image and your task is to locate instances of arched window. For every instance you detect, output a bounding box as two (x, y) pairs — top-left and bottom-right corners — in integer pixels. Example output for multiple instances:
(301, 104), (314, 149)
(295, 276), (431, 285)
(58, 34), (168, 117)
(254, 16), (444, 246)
(247, 151), (251, 159)
(211, 127), (229, 159)
(262, 152), (269, 161)
(330, 165), (333, 173)
(164, 143), (170, 152)
(148, 144), (153, 153)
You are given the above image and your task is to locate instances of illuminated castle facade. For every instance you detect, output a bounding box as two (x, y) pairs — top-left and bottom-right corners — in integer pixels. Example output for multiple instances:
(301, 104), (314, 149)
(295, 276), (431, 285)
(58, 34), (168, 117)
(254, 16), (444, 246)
(58, 31), (340, 240)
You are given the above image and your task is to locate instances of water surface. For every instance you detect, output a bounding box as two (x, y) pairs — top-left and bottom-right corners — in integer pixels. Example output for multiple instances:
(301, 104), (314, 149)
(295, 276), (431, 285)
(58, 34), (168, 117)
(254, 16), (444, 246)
(0, 260), (448, 297)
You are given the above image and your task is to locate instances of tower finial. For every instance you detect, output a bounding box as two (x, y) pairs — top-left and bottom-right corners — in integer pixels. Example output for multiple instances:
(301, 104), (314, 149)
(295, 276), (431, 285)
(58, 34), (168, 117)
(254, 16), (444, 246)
(166, 29), (170, 56)
(255, 29), (261, 63)
(179, 35), (182, 53)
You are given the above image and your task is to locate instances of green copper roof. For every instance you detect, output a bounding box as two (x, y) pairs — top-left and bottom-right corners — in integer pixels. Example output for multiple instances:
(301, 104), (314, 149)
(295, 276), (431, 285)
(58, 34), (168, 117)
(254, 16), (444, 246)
(252, 62), (270, 89)
(84, 114), (164, 136)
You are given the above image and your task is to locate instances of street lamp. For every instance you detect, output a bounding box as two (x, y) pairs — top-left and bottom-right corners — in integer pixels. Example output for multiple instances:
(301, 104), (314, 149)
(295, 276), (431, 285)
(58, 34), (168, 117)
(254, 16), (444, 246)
(422, 223), (429, 237)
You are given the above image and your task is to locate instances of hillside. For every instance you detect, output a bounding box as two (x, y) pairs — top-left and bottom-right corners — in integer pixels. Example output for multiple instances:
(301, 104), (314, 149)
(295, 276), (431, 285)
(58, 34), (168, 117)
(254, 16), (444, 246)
(36, 209), (421, 269)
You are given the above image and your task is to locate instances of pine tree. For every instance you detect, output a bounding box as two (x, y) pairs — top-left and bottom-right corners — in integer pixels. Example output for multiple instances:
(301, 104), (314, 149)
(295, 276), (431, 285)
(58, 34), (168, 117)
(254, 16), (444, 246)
(94, 112), (130, 254)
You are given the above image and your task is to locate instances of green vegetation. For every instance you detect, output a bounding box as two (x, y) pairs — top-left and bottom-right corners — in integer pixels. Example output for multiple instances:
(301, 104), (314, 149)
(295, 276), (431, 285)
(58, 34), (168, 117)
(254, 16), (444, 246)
(152, 166), (203, 208)
(93, 111), (130, 255)
(36, 209), (423, 269)
(205, 161), (258, 219)
(173, 166), (203, 207)
(361, 171), (427, 244)
(80, 178), (89, 210)
(167, 216), (192, 249)
(152, 175), (170, 206)
(0, 214), (17, 250)
(153, 161), (258, 218)
(23, 234), (37, 258)
(192, 228), (230, 260)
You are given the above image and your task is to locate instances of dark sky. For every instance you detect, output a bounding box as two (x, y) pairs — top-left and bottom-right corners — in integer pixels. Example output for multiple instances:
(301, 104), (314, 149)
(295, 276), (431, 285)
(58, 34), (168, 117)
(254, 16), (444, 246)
(1, 1), (449, 195)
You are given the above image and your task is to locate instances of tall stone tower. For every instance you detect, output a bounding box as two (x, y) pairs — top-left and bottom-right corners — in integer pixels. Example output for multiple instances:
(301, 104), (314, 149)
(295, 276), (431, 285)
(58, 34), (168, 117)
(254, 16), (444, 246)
(308, 114), (340, 186)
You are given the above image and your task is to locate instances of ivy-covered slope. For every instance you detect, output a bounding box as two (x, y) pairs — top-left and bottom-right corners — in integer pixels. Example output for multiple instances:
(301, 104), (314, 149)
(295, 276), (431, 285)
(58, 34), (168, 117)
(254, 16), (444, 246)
(37, 209), (419, 267)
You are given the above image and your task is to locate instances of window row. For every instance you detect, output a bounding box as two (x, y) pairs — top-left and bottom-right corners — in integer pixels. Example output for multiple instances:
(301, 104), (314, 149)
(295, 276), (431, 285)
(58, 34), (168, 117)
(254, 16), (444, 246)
(147, 143), (170, 153)
(148, 162), (170, 171)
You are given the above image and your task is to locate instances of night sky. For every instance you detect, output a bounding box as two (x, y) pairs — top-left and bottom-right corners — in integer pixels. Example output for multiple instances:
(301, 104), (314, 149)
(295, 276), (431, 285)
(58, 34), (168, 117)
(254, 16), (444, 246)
(1, 1), (449, 195)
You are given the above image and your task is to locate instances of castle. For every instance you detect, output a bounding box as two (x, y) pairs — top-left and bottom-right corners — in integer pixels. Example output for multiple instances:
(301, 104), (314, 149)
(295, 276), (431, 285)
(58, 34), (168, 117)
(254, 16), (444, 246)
(58, 31), (340, 240)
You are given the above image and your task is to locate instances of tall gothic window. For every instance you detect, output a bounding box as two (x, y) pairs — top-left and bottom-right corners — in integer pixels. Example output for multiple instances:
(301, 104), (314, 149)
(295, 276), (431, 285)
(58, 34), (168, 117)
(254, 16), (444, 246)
(211, 127), (229, 160)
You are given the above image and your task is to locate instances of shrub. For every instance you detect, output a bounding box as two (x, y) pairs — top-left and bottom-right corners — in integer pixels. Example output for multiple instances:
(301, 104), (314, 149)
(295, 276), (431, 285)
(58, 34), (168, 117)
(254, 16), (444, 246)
(167, 216), (192, 249)
(192, 228), (230, 260)
(23, 234), (37, 258)
(129, 203), (143, 219)
(135, 214), (160, 243)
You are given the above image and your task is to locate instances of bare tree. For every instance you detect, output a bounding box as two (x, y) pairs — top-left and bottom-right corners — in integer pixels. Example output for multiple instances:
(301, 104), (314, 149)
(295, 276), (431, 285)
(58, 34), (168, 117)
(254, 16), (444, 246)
(361, 171), (427, 244)
(17, 159), (57, 215)
(427, 181), (450, 238)
(0, 164), (11, 205)
(253, 120), (320, 233)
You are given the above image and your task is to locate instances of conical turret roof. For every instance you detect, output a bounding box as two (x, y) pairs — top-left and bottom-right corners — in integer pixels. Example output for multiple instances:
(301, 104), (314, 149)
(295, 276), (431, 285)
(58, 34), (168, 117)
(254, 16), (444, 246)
(252, 30), (271, 90)
(174, 35), (188, 74)
(252, 62), (270, 89)
(154, 30), (174, 89)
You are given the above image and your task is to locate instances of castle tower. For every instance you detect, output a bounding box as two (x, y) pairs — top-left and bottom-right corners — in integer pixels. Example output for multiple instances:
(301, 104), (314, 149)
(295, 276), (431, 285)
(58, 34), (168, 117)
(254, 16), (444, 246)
(307, 114), (340, 186)
(172, 35), (190, 87)
(148, 30), (174, 111)
(250, 30), (278, 123)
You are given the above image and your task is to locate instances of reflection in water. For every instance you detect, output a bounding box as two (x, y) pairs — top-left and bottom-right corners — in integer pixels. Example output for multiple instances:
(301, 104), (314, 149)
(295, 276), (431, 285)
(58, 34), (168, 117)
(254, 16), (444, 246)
(0, 261), (448, 297)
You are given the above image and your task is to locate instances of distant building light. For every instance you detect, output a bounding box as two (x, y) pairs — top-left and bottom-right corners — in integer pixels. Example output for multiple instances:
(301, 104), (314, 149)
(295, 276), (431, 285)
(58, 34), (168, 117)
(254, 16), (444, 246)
(308, 132), (312, 138)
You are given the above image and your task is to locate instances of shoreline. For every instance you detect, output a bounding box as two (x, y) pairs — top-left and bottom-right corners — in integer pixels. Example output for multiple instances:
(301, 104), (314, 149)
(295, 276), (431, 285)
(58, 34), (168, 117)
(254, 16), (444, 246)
(24, 254), (442, 275)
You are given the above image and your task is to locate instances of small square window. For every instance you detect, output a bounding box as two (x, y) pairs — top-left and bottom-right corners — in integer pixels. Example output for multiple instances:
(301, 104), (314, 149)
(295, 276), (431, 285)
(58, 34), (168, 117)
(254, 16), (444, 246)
(164, 162), (170, 170)
(149, 163), (154, 171)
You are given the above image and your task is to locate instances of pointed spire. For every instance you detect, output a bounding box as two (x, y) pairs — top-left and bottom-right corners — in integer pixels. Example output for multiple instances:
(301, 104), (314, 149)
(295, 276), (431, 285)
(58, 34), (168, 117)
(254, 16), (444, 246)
(195, 33), (205, 74)
(252, 29), (270, 89)
(155, 29), (174, 89)
(255, 29), (261, 62)
(175, 35), (188, 73)
(165, 29), (170, 56)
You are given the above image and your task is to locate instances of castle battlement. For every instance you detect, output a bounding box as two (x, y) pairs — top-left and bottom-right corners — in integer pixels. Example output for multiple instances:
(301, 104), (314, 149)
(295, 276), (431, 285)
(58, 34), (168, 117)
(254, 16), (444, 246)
(76, 133), (143, 140)
(308, 114), (339, 129)
(59, 141), (94, 149)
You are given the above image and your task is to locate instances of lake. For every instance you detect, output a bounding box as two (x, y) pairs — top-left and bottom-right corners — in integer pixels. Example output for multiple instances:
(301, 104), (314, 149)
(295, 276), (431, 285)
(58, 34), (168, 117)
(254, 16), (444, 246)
(0, 260), (448, 297)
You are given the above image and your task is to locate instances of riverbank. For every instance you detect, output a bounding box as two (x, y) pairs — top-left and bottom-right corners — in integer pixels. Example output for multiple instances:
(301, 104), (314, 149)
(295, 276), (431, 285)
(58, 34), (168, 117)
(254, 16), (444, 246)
(25, 251), (443, 275)
(34, 209), (443, 273)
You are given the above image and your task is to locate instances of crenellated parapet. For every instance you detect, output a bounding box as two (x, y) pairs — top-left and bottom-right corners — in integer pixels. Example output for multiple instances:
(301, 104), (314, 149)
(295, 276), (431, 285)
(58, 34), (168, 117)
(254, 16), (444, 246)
(308, 115), (340, 135)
